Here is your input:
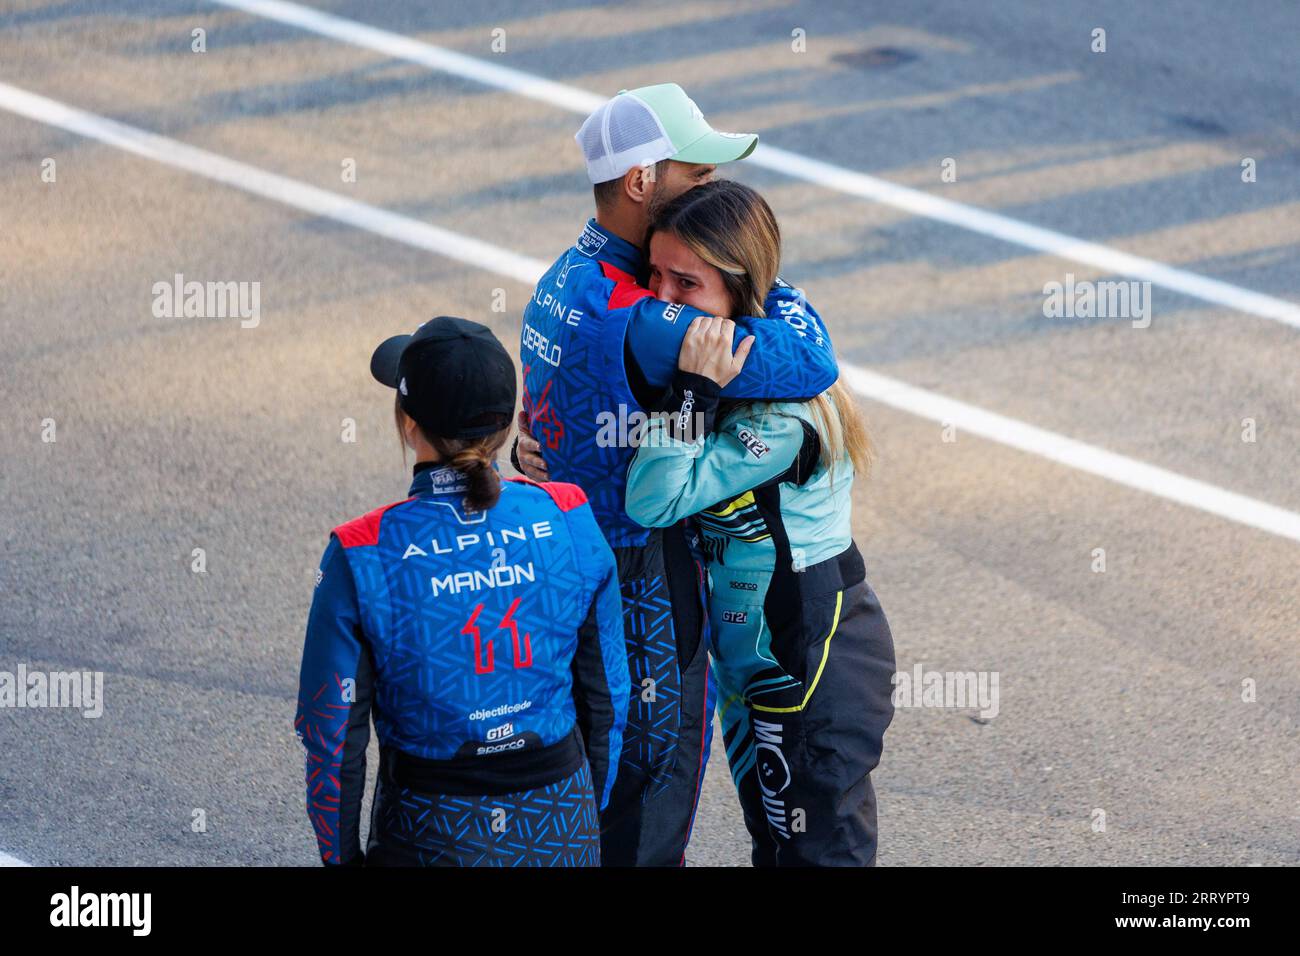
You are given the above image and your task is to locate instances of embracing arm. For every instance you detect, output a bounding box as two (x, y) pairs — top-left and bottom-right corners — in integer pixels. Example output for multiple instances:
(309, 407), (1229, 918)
(623, 278), (837, 400)
(625, 371), (809, 528)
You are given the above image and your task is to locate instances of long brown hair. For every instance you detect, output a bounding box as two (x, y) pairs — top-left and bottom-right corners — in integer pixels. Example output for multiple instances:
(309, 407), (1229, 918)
(395, 396), (511, 511)
(649, 180), (873, 478)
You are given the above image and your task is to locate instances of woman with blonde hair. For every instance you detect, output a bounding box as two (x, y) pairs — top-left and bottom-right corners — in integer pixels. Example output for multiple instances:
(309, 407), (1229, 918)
(625, 181), (896, 866)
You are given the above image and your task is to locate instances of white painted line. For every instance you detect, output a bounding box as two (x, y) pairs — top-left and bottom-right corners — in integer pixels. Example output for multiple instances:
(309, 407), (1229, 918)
(1, 82), (1297, 544)
(753, 145), (1300, 330)
(0, 84), (545, 286)
(215, 0), (605, 114)
(209, 0), (1300, 331)
(0, 850), (32, 867)
(842, 366), (1300, 542)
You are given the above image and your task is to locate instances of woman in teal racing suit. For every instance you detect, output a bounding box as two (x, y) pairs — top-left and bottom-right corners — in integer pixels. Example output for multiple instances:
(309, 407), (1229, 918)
(625, 181), (896, 866)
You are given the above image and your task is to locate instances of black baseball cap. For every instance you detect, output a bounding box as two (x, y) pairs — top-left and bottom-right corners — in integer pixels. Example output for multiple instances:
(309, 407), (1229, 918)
(370, 316), (517, 439)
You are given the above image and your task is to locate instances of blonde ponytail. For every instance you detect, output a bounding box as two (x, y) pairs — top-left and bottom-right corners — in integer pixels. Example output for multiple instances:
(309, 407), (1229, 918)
(807, 380), (873, 479)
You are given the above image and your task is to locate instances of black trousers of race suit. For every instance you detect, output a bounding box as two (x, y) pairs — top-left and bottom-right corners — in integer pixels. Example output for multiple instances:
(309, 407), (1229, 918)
(722, 546), (897, 867)
(601, 528), (895, 867)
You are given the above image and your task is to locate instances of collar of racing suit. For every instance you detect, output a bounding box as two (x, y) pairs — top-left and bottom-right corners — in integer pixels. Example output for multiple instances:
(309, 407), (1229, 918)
(577, 217), (643, 278)
(407, 461), (501, 498)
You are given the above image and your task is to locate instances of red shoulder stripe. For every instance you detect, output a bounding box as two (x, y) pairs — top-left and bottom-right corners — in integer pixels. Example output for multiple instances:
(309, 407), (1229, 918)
(503, 476), (588, 513)
(541, 482), (589, 513)
(333, 498), (412, 548)
(601, 261), (653, 311)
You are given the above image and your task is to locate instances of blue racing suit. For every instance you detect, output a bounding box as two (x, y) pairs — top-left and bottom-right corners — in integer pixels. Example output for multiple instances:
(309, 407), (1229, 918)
(295, 463), (629, 866)
(518, 218), (838, 865)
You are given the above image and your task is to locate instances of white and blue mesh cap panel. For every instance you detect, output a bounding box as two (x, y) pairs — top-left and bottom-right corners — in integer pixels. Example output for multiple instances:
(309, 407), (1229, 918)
(575, 92), (674, 184)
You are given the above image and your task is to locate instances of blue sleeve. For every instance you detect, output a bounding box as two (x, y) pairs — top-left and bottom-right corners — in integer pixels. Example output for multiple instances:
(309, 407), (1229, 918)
(294, 537), (374, 866)
(626, 374), (806, 528)
(564, 501), (629, 810)
(623, 277), (837, 400)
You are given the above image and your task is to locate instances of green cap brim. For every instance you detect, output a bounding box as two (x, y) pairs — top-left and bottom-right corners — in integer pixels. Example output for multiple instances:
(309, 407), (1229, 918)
(670, 130), (758, 165)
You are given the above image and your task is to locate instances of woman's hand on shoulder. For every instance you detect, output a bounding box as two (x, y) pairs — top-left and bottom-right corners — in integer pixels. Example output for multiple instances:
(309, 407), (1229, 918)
(676, 315), (755, 389)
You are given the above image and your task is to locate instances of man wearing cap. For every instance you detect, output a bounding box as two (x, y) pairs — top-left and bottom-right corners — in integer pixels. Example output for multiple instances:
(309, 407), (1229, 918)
(514, 84), (839, 866)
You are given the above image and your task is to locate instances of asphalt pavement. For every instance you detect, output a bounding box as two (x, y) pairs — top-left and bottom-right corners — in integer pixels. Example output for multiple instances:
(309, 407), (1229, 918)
(0, 0), (1296, 866)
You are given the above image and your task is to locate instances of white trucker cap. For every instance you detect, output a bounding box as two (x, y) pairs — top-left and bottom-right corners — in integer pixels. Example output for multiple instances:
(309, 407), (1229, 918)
(575, 83), (759, 185)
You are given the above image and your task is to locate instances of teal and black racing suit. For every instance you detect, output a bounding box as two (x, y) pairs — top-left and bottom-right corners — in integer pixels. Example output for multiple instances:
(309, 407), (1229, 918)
(518, 219), (838, 866)
(626, 371), (896, 866)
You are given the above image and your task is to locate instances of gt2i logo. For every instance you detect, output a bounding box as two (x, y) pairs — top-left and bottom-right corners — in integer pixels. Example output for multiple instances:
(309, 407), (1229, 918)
(721, 610), (748, 624)
(662, 302), (685, 324)
(486, 721), (514, 741)
(460, 597), (533, 674)
(735, 428), (770, 460)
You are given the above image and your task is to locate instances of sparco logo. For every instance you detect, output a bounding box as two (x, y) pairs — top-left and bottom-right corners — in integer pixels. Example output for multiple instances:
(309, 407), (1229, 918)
(729, 580), (759, 591)
(754, 718), (793, 840)
(678, 390), (696, 434)
(477, 737), (527, 755)
(736, 428), (770, 459)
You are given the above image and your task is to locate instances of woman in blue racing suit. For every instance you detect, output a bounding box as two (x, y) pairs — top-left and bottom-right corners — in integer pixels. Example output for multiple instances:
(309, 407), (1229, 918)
(295, 315), (629, 866)
(625, 182), (896, 866)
